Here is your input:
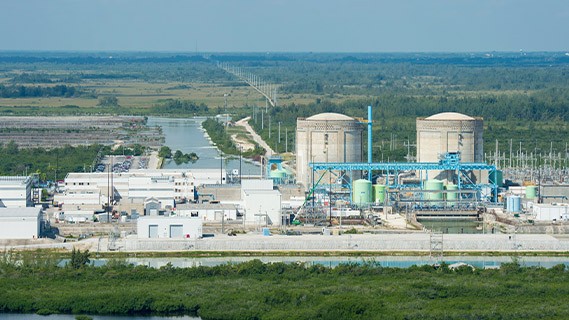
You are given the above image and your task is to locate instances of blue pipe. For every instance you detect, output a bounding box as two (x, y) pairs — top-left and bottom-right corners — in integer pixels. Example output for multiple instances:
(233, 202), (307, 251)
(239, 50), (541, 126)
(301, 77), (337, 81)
(368, 105), (372, 180)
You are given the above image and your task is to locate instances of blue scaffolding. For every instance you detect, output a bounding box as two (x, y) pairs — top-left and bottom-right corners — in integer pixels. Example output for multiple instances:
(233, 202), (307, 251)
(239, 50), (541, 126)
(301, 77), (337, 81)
(309, 152), (498, 203)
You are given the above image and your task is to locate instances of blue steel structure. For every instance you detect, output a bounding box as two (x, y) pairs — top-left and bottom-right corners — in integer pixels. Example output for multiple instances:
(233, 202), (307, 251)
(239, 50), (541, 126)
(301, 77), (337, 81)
(309, 152), (498, 203)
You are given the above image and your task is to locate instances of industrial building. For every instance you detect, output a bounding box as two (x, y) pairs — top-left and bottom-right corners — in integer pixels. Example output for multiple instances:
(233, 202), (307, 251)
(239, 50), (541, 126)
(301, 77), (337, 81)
(176, 202), (239, 221)
(55, 168), (227, 212)
(241, 180), (283, 226)
(416, 112), (484, 182)
(0, 176), (33, 208)
(0, 207), (42, 239)
(137, 216), (203, 239)
(296, 112), (364, 189)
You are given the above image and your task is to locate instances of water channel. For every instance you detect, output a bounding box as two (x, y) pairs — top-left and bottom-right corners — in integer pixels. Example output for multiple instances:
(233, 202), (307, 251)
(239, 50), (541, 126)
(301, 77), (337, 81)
(76, 256), (569, 270)
(146, 117), (260, 175)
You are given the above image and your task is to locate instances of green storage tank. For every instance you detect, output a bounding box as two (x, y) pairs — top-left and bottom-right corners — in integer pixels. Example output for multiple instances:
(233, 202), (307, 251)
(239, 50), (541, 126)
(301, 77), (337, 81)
(269, 168), (288, 179)
(445, 184), (459, 206)
(526, 185), (538, 199)
(353, 179), (372, 206)
(489, 170), (504, 187)
(373, 185), (387, 204)
(425, 179), (444, 204)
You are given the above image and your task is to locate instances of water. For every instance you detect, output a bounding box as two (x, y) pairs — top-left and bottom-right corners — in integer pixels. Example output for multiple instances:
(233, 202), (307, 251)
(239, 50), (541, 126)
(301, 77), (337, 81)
(146, 117), (260, 175)
(77, 256), (569, 270)
(0, 315), (200, 320)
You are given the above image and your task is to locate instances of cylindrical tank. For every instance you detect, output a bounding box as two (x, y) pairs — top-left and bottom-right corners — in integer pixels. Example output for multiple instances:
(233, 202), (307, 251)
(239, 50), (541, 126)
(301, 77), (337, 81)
(425, 180), (444, 204)
(526, 186), (538, 199)
(507, 195), (521, 213)
(269, 169), (288, 179)
(373, 185), (387, 204)
(489, 170), (504, 187)
(416, 112), (483, 181)
(445, 184), (458, 206)
(296, 113), (364, 190)
(353, 179), (372, 205)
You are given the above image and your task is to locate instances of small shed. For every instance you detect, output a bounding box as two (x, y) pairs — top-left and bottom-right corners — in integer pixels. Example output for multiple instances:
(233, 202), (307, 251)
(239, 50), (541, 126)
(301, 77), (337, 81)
(137, 216), (202, 239)
(144, 197), (161, 216)
(0, 207), (42, 239)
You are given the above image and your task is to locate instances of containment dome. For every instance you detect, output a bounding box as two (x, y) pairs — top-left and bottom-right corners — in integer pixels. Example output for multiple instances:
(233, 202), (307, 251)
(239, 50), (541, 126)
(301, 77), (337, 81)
(416, 112), (484, 182)
(296, 112), (364, 189)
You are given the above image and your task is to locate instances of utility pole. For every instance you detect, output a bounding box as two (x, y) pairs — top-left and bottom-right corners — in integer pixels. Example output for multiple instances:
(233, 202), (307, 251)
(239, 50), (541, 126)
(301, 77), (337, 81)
(285, 128), (288, 153)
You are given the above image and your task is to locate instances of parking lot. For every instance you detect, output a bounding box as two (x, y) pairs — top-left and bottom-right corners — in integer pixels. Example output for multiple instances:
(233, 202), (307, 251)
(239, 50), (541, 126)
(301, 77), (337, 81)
(95, 155), (150, 173)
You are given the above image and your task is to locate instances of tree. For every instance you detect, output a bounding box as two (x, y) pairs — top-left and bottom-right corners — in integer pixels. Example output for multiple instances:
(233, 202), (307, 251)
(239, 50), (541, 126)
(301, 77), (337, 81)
(97, 95), (119, 107)
(69, 248), (90, 269)
(158, 146), (172, 159)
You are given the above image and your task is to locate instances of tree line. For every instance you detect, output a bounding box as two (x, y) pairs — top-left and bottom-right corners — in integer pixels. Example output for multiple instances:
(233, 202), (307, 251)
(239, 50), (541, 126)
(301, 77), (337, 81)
(1, 251), (569, 319)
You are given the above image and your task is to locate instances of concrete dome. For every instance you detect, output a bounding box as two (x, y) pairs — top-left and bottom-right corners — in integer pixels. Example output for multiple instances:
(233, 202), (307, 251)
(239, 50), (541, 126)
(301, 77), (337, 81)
(425, 112), (474, 121)
(306, 113), (355, 121)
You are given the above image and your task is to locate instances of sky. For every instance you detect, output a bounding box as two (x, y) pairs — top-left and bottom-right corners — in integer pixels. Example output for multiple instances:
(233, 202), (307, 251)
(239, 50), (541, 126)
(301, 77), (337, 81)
(0, 0), (568, 52)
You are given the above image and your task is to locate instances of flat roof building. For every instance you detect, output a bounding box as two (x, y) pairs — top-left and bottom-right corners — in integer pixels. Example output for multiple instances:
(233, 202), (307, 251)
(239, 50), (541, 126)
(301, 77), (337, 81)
(0, 176), (33, 208)
(0, 207), (42, 239)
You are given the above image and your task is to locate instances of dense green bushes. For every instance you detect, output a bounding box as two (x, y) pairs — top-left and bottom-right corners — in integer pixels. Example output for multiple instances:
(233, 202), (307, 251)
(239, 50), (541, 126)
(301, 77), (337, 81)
(1, 252), (569, 319)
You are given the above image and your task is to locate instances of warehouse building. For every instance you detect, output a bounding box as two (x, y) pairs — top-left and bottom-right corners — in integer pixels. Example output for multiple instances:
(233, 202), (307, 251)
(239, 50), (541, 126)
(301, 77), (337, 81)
(137, 216), (202, 239)
(56, 168), (226, 211)
(176, 202), (239, 221)
(0, 176), (33, 208)
(241, 180), (282, 226)
(0, 207), (42, 239)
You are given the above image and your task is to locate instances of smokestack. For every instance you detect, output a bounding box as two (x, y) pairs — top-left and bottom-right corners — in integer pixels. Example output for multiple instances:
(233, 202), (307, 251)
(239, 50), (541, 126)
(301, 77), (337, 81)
(368, 105), (372, 180)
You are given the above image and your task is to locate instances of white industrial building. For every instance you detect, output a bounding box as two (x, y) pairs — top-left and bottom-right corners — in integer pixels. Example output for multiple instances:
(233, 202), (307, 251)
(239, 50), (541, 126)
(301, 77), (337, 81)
(0, 207), (42, 239)
(137, 216), (203, 239)
(56, 168), (226, 210)
(241, 180), (282, 226)
(176, 202), (239, 221)
(0, 176), (33, 208)
(54, 186), (103, 206)
(416, 112), (485, 182)
(532, 203), (569, 221)
(296, 113), (364, 190)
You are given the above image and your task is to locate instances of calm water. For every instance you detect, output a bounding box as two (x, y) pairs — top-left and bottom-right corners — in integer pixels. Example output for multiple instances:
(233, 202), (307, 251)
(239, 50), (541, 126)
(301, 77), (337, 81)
(146, 117), (260, 175)
(78, 256), (569, 269)
(0, 315), (200, 320)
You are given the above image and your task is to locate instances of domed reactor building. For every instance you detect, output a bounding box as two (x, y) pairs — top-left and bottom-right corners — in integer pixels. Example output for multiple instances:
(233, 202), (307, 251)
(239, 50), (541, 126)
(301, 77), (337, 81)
(416, 112), (485, 183)
(296, 113), (364, 190)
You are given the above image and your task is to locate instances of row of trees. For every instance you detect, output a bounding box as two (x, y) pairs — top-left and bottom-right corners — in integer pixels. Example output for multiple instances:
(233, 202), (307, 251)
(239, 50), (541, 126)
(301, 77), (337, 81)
(0, 84), (84, 98)
(1, 251), (569, 319)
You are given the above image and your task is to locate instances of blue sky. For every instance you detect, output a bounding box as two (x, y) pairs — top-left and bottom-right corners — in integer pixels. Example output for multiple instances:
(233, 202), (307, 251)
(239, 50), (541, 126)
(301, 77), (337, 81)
(1, 0), (568, 52)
